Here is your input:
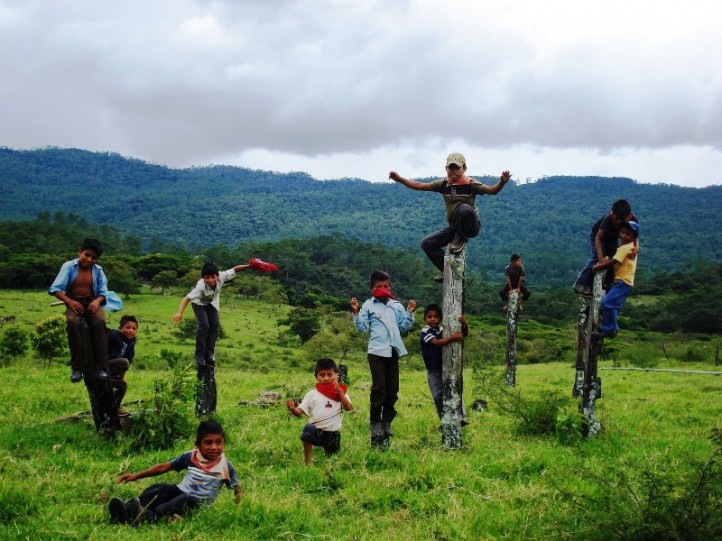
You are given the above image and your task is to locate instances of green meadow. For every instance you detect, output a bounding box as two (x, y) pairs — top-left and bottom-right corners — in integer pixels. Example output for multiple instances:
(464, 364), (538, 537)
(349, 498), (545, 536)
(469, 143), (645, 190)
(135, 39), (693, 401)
(0, 290), (720, 540)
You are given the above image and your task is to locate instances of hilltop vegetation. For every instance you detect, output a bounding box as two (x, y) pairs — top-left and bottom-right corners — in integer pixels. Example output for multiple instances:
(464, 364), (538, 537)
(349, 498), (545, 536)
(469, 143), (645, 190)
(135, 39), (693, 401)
(2, 147), (722, 288)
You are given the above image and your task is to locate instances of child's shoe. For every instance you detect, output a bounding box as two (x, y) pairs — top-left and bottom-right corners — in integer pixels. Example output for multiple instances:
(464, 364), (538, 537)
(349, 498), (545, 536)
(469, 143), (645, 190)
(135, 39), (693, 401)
(383, 420), (394, 437)
(126, 498), (144, 525)
(70, 370), (83, 383)
(108, 497), (127, 524)
(448, 235), (467, 253)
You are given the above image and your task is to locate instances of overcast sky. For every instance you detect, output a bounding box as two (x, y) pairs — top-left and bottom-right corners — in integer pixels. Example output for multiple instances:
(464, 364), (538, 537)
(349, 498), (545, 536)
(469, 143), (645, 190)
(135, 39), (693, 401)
(2, 0), (721, 187)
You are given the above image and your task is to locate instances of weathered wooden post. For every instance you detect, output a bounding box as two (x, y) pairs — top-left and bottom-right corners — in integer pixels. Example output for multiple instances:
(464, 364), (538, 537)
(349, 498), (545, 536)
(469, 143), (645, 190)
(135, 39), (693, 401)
(580, 271), (606, 436)
(504, 290), (520, 387)
(195, 364), (217, 416)
(572, 295), (589, 397)
(441, 247), (466, 449)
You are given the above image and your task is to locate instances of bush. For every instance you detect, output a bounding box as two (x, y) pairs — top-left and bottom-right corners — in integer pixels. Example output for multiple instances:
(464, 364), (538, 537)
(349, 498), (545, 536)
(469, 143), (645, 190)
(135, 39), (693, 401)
(0, 324), (30, 359)
(32, 316), (66, 365)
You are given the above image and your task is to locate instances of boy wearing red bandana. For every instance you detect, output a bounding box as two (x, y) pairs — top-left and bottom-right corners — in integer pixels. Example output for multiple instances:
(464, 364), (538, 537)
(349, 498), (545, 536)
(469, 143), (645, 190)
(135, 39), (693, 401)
(286, 358), (354, 465)
(350, 270), (416, 447)
(108, 420), (241, 524)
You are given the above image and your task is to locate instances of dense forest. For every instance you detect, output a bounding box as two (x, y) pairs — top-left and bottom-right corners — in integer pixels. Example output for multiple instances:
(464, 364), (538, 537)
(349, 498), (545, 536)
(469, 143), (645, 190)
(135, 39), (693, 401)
(2, 147), (722, 289)
(1, 217), (721, 334)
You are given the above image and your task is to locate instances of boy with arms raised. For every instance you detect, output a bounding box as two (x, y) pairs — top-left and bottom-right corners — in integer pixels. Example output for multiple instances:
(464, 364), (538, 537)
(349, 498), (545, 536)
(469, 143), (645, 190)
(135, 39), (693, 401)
(286, 358), (354, 465)
(109, 420), (241, 524)
(592, 221), (640, 339)
(350, 270), (416, 447)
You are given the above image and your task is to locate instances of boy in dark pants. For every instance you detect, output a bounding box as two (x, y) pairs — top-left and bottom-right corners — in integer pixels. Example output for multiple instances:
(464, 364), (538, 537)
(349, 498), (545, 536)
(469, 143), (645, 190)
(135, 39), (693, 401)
(109, 420), (241, 524)
(499, 254), (531, 310)
(350, 270), (416, 447)
(108, 315), (138, 416)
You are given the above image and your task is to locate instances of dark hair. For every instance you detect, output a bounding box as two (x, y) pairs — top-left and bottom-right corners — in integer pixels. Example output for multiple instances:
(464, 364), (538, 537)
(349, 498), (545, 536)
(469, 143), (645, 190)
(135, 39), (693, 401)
(196, 420), (225, 444)
(424, 303), (442, 318)
(201, 262), (220, 277)
(369, 270), (391, 287)
(611, 199), (632, 217)
(314, 358), (338, 374)
(510, 254), (521, 262)
(119, 315), (139, 328)
(620, 221), (639, 239)
(80, 238), (104, 257)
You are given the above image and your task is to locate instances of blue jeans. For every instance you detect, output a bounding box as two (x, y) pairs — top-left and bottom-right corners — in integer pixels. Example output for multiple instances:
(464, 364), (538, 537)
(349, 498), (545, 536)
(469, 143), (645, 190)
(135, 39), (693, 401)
(574, 235), (619, 290)
(129, 483), (199, 521)
(599, 280), (632, 333)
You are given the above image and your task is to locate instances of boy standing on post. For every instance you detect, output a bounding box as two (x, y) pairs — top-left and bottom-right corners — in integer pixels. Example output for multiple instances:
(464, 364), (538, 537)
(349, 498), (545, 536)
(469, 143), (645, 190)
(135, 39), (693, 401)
(49, 238), (115, 383)
(389, 153), (511, 282)
(350, 270), (416, 447)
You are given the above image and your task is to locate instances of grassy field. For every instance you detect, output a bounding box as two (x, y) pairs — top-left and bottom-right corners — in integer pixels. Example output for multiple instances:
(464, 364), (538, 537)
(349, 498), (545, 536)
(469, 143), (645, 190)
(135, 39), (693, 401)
(0, 290), (721, 540)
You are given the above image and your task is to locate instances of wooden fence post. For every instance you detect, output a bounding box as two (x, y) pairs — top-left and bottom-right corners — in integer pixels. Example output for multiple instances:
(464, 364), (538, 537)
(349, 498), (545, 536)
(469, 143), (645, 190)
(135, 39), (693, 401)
(79, 320), (120, 436)
(504, 290), (519, 387)
(572, 295), (589, 397)
(441, 247), (466, 449)
(580, 271), (606, 436)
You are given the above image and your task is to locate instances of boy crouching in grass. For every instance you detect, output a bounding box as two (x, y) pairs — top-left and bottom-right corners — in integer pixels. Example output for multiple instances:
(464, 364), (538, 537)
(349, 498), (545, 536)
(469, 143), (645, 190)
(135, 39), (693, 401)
(109, 420), (241, 524)
(286, 358), (354, 465)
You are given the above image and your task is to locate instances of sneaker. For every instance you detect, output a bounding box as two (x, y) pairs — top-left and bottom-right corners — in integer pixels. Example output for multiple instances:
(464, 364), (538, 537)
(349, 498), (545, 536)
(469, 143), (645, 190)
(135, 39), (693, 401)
(461, 419), (470, 426)
(572, 283), (592, 296)
(448, 235), (467, 253)
(96, 369), (109, 380)
(70, 370), (83, 383)
(592, 329), (617, 341)
(109, 497), (127, 524)
(433, 274), (444, 284)
(126, 497), (144, 525)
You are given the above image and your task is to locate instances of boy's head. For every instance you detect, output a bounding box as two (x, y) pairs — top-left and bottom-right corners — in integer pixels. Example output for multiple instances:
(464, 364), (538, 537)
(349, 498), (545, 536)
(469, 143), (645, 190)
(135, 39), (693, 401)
(118, 315), (139, 340)
(424, 303), (442, 328)
(195, 420), (226, 460)
(610, 199), (632, 228)
(369, 270), (391, 289)
(314, 358), (338, 385)
(77, 238), (103, 268)
(619, 221), (639, 243)
(201, 262), (220, 287)
(510, 253), (522, 266)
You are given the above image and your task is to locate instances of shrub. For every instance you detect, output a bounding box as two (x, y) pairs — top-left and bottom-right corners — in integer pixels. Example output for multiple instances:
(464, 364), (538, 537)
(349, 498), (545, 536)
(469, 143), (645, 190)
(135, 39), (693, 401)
(0, 324), (30, 359)
(32, 316), (66, 365)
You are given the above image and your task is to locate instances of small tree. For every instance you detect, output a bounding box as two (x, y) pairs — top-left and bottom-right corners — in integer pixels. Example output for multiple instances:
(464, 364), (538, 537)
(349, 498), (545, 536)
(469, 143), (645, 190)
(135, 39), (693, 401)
(32, 316), (67, 366)
(0, 324), (30, 360)
(281, 307), (322, 343)
(151, 270), (178, 295)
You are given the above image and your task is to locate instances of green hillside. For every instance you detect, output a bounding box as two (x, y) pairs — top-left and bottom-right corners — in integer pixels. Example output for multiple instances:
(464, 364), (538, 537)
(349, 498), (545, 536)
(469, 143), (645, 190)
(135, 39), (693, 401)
(2, 147), (722, 288)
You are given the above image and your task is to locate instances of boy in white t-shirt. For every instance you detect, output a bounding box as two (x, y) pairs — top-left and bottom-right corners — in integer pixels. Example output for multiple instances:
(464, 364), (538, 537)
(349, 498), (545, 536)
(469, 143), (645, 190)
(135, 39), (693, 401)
(286, 358), (354, 465)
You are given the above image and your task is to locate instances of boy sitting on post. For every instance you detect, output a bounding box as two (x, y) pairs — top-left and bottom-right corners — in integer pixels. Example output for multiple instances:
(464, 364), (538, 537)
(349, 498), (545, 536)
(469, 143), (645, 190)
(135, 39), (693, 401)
(499, 254), (531, 311)
(286, 358), (354, 465)
(49, 238), (116, 383)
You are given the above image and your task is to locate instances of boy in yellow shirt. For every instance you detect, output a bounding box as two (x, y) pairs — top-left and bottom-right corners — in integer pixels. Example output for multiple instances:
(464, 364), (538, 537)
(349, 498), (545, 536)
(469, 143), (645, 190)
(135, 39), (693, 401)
(591, 221), (639, 339)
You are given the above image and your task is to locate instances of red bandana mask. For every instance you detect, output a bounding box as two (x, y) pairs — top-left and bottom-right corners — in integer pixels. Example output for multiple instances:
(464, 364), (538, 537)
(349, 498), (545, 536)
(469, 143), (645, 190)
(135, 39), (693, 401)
(372, 286), (395, 301)
(316, 382), (348, 402)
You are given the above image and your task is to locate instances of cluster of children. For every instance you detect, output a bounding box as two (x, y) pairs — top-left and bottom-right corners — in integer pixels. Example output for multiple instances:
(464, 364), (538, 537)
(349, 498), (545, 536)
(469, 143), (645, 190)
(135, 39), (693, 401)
(45, 153), (640, 525)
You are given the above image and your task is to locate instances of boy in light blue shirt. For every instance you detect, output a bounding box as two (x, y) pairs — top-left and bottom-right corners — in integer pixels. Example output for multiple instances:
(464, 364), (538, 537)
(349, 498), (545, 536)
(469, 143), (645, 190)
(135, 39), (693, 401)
(350, 270), (416, 447)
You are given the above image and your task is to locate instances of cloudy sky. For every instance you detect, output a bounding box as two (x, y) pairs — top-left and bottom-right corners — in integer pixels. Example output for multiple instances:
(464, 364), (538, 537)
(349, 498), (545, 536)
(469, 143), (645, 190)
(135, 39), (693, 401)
(2, 0), (721, 187)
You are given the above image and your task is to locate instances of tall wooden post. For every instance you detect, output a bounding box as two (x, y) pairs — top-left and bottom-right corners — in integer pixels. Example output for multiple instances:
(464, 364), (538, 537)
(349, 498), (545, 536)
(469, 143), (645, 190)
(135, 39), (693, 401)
(580, 271), (605, 436)
(441, 247), (466, 449)
(504, 290), (519, 387)
(572, 295), (589, 397)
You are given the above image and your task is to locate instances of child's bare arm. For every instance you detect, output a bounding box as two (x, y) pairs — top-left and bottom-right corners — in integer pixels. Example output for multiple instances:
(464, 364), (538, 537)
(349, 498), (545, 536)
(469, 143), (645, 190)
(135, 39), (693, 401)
(389, 171), (435, 191)
(172, 297), (190, 322)
(480, 170), (512, 194)
(233, 263), (251, 272)
(286, 399), (304, 417)
(592, 258), (616, 272)
(430, 331), (464, 346)
(116, 462), (172, 484)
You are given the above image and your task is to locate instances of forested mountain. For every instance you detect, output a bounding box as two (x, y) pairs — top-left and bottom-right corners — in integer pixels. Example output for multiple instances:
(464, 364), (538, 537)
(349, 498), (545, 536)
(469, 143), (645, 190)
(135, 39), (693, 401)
(2, 146), (721, 288)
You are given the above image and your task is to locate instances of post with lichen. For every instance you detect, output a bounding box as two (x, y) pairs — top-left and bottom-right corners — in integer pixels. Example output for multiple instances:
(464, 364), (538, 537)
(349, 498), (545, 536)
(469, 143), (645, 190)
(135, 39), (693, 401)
(441, 247), (466, 449)
(504, 290), (519, 387)
(580, 270), (606, 436)
(572, 295), (589, 397)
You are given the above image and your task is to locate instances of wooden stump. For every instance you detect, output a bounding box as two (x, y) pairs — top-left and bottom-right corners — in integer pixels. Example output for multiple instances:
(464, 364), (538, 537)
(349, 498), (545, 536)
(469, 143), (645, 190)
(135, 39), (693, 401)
(441, 247), (466, 449)
(504, 290), (520, 387)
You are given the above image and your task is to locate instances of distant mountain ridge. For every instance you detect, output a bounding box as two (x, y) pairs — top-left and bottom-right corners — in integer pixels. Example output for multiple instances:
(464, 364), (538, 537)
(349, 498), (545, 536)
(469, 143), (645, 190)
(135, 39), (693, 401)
(2, 146), (721, 288)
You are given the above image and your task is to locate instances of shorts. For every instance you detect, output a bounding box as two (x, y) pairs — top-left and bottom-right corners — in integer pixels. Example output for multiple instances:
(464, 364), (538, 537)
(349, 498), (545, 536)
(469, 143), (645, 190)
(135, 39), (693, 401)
(301, 423), (341, 454)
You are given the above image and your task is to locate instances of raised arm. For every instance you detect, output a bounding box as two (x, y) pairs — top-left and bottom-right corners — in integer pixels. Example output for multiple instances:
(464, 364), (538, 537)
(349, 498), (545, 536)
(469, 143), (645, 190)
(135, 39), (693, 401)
(479, 170), (512, 194)
(389, 171), (436, 191)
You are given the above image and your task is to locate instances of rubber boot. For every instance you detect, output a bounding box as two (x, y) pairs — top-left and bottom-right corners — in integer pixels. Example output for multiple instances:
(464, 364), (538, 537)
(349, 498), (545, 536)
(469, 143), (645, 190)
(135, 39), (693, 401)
(383, 420), (394, 437)
(370, 421), (385, 447)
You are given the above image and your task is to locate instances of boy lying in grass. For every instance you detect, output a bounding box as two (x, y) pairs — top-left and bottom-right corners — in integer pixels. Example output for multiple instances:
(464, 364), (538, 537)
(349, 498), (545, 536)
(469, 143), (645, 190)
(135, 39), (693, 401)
(109, 420), (242, 524)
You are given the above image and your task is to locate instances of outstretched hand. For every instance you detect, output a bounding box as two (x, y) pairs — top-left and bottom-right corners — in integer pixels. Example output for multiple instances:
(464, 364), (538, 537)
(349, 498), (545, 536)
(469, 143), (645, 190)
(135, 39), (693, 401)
(248, 258), (279, 272)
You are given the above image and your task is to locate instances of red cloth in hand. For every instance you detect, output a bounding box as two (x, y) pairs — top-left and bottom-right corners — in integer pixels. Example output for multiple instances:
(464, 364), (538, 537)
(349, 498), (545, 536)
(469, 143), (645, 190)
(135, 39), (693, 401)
(248, 258), (279, 272)
(372, 286), (395, 301)
(315, 382), (348, 402)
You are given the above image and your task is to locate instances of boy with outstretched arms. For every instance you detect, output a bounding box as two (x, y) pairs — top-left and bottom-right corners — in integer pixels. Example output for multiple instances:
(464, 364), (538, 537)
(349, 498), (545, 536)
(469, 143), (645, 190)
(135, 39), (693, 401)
(420, 304), (469, 423)
(108, 315), (138, 416)
(286, 358), (354, 465)
(349, 270), (416, 446)
(592, 221), (640, 339)
(500, 254), (531, 310)
(109, 420), (241, 524)
(49, 238), (115, 383)
(390, 153), (511, 282)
